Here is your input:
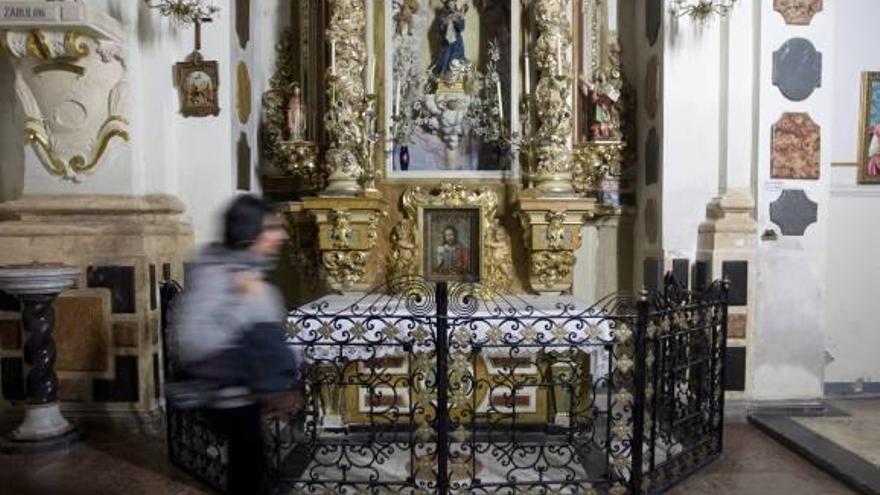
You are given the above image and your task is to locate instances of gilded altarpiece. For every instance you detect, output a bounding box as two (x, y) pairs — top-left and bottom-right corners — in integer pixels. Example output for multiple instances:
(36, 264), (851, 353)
(261, 0), (634, 447)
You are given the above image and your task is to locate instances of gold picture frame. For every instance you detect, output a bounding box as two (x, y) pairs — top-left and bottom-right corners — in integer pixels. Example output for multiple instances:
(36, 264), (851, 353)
(858, 71), (880, 184)
(389, 183), (512, 295)
(175, 54), (220, 118)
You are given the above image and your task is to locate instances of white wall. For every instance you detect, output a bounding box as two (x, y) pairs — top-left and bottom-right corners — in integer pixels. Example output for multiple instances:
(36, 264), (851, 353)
(824, 0), (880, 385)
(751, 1), (834, 400)
(0, 1), (290, 246)
(661, 12), (722, 259)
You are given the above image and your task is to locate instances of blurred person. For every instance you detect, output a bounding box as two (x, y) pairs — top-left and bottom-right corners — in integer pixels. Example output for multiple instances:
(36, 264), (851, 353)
(173, 194), (301, 495)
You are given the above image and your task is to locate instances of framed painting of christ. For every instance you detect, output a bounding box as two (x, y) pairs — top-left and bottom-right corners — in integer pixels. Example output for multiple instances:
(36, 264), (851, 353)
(423, 208), (481, 283)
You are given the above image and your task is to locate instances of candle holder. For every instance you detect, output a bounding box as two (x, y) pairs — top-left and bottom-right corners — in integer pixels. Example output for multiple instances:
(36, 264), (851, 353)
(499, 93), (541, 191)
(359, 93), (381, 194)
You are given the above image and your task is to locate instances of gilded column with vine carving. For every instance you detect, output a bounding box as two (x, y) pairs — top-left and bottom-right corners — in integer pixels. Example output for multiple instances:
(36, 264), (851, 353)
(323, 0), (368, 195)
(531, 0), (575, 195)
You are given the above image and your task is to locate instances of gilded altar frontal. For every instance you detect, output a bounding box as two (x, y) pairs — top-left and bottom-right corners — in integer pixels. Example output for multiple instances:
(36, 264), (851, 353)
(1, 0), (877, 494)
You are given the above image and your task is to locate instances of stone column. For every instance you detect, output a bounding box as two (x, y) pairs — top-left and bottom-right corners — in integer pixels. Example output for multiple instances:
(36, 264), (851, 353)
(323, 0), (368, 196)
(0, 265), (80, 453)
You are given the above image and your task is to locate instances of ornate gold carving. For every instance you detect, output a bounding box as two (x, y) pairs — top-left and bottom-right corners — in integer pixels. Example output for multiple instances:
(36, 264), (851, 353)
(545, 212), (567, 250)
(328, 210), (354, 249)
(531, 0), (575, 195)
(324, 0), (368, 195)
(532, 251), (576, 289)
(572, 141), (625, 194)
(517, 197), (597, 294)
(389, 183), (513, 296)
(304, 197), (386, 292)
(322, 251), (368, 289)
(261, 29), (324, 192)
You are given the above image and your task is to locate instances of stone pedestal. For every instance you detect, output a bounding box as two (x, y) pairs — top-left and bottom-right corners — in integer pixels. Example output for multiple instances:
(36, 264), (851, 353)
(0, 264), (80, 453)
(0, 195), (194, 413)
(697, 188), (757, 397)
(517, 196), (598, 295)
(300, 196), (386, 293)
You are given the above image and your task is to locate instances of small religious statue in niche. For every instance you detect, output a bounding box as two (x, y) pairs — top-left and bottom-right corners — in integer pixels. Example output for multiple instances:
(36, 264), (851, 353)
(485, 219), (513, 290)
(435, 0), (468, 77)
(287, 83), (307, 141)
(390, 0), (512, 174)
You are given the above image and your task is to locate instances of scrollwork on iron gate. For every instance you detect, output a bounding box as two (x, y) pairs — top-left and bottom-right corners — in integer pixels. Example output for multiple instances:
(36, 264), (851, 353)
(162, 274), (729, 495)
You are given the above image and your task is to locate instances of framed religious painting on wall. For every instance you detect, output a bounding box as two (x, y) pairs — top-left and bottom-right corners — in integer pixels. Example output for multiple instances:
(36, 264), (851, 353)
(175, 55), (220, 118)
(858, 71), (880, 184)
(423, 208), (481, 283)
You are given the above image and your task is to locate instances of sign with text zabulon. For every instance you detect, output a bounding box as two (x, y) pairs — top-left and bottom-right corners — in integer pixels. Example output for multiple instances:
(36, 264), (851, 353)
(0, 3), (63, 23)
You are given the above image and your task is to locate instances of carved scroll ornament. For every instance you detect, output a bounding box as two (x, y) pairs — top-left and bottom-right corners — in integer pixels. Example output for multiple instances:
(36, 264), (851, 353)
(3, 30), (129, 181)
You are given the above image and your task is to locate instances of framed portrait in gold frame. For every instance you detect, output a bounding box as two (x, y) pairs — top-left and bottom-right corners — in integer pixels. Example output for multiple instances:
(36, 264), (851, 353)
(389, 183), (512, 295)
(858, 71), (880, 184)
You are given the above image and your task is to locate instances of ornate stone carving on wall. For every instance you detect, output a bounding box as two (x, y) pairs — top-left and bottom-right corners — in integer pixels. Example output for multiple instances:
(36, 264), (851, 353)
(769, 189), (818, 236)
(774, 0), (822, 26)
(1, 12), (129, 181)
(771, 112), (820, 180)
(773, 38), (822, 102)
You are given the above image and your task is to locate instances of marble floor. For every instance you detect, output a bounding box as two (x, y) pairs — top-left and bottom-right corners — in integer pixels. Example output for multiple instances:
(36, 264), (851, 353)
(0, 420), (857, 494)
(795, 399), (880, 469)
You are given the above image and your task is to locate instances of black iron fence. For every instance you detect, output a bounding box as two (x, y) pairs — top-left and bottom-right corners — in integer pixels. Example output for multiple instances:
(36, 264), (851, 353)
(161, 275), (728, 494)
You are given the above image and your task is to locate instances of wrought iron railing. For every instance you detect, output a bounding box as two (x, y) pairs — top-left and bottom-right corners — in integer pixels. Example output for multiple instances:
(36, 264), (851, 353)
(161, 274), (728, 494)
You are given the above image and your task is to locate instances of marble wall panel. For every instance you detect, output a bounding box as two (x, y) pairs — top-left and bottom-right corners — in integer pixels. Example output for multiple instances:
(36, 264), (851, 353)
(772, 112), (820, 179)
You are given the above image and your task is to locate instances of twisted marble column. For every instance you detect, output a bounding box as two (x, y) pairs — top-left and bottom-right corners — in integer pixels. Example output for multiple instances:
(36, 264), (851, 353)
(22, 296), (59, 405)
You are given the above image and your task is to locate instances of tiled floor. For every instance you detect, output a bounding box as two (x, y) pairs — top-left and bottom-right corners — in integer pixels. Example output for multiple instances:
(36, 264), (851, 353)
(0, 421), (856, 494)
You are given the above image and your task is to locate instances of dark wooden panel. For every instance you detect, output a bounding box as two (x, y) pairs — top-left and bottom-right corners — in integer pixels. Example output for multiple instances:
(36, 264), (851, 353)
(724, 347), (747, 391)
(87, 266), (136, 314)
(672, 259), (690, 289)
(0, 290), (19, 312)
(722, 261), (749, 306)
(93, 356), (140, 402)
(149, 264), (157, 311)
(1, 358), (25, 401)
(644, 258), (661, 294)
(694, 260), (712, 291)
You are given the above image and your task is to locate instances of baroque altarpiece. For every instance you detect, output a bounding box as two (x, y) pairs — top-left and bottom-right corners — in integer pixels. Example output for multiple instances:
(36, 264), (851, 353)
(261, 0), (634, 430)
(264, 0), (633, 301)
